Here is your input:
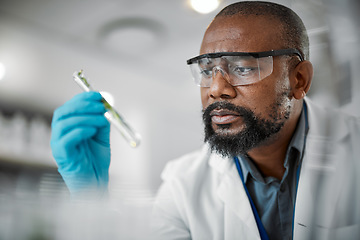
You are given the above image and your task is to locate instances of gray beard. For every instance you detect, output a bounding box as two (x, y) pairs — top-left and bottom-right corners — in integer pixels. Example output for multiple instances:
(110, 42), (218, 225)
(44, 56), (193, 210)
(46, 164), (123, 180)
(203, 101), (290, 158)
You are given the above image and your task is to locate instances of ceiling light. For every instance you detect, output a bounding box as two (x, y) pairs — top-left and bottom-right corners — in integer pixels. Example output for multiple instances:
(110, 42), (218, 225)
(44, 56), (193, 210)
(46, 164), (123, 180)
(190, 0), (220, 14)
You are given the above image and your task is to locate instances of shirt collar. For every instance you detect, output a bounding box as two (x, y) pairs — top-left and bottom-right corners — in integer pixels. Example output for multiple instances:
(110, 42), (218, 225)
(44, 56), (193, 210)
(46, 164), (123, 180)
(283, 104), (308, 169)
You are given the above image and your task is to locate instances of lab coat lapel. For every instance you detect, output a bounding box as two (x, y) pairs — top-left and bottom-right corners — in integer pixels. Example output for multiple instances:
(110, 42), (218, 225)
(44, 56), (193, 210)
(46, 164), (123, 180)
(294, 99), (350, 239)
(209, 152), (261, 239)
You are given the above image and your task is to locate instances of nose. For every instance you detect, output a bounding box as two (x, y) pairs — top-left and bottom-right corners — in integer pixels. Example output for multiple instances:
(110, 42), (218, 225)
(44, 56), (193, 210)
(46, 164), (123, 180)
(208, 67), (237, 100)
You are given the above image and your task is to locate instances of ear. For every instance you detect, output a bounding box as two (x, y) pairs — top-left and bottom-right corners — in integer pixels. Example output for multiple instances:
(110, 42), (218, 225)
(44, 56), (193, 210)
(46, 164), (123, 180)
(290, 60), (313, 100)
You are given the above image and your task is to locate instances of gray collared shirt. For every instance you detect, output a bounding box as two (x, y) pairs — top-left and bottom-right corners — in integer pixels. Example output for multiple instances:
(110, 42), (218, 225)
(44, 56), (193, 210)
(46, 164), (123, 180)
(238, 105), (308, 240)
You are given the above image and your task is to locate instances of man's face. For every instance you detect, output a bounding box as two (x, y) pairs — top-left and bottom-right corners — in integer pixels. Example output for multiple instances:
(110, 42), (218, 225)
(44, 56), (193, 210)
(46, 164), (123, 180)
(200, 15), (295, 157)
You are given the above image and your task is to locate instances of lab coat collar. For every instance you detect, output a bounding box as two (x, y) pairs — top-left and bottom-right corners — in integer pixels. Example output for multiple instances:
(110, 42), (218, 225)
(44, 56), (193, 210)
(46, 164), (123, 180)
(304, 97), (349, 141)
(294, 98), (351, 238)
(208, 147), (261, 239)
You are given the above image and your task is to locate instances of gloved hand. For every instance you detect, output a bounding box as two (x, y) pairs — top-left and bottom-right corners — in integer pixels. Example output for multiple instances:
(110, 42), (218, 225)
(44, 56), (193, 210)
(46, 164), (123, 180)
(50, 91), (111, 194)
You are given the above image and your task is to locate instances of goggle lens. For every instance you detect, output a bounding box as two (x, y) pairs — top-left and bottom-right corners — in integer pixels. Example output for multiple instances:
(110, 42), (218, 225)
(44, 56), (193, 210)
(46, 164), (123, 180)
(187, 49), (303, 87)
(189, 55), (273, 87)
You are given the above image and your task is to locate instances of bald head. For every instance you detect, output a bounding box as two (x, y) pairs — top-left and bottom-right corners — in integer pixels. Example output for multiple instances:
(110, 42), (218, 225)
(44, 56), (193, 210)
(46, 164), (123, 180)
(212, 1), (309, 60)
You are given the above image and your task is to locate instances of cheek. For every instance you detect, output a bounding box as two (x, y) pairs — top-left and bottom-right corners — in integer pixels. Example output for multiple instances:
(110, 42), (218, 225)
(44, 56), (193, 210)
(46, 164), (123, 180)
(273, 60), (292, 94)
(241, 78), (291, 117)
(267, 78), (293, 119)
(200, 88), (209, 108)
(241, 83), (274, 109)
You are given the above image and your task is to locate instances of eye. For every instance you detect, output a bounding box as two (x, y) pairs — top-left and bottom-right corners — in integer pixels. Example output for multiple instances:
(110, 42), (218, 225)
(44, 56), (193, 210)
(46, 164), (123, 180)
(232, 66), (257, 76)
(199, 68), (213, 77)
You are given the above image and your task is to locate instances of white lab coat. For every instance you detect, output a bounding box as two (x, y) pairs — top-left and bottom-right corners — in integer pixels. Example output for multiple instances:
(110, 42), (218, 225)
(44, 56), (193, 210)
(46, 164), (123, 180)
(152, 98), (360, 240)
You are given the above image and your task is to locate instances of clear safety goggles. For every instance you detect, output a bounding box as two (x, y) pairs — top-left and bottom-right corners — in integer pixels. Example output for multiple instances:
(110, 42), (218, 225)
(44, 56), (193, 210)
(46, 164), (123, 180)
(186, 48), (303, 87)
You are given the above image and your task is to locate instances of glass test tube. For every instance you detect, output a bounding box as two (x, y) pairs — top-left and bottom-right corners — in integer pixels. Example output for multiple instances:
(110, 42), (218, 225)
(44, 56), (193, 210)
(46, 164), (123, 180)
(72, 70), (141, 148)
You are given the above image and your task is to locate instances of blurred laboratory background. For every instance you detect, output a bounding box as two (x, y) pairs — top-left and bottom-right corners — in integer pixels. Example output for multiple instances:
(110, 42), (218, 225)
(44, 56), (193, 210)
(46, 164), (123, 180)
(0, 0), (359, 239)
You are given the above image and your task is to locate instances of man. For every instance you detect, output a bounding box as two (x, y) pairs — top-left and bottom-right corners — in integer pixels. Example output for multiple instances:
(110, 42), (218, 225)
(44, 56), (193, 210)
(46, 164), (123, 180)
(51, 1), (360, 239)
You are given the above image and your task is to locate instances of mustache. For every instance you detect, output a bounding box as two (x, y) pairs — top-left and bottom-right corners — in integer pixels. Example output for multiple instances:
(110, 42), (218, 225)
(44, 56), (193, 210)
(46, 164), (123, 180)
(202, 101), (255, 123)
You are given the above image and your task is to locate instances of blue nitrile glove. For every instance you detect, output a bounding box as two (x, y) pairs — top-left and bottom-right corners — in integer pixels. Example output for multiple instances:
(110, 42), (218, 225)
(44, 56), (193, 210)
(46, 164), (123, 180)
(50, 91), (111, 194)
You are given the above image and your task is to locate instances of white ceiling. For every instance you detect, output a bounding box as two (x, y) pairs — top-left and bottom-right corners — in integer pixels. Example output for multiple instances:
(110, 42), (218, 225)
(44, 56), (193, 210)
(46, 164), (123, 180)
(0, 0), (359, 188)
